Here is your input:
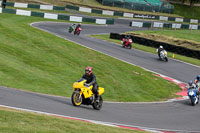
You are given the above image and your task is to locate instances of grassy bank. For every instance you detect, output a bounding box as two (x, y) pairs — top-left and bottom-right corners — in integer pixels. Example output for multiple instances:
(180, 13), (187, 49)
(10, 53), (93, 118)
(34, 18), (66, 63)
(0, 107), (143, 133)
(0, 13), (181, 102)
(173, 4), (200, 19)
(90, 34), (200, 66)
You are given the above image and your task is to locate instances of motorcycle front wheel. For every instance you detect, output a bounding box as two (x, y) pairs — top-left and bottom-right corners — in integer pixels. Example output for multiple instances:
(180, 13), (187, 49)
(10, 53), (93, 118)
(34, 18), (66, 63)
(92, 96), (103, 110)
(128, 44), (132, 49)
(71, 92), (82, 106)
(190, 97), (195, 106)
(164, 57), (168, 62)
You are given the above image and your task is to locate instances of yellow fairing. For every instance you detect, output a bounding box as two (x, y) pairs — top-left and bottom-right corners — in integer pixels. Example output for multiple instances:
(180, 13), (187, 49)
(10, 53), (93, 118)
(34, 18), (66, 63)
(83, 87), (93, 98)
(73, 79), (93, 99)
(73, 79), (104, 99)
(98, 87), (104, 95)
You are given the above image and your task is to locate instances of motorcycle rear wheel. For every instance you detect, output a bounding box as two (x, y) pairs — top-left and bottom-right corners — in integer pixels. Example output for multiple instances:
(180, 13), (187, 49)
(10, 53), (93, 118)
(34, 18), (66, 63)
(92, 96), (103, 110)
(71, 92), (82, 106)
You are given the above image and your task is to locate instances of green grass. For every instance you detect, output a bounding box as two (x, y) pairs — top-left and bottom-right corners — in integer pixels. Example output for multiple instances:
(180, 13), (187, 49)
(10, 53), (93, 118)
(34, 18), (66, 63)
(130, 29), (200, 43)
(0, 13), (181, 102)
(0, 107), (144, 133)
(90, 34), (200, 66)
(173, 4), (200, 19)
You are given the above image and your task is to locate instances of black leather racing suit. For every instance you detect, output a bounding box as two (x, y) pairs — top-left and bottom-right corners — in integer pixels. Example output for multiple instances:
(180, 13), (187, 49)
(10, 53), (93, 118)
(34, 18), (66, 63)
(82, 73), (99, 98)
(158, 48), (164, 58)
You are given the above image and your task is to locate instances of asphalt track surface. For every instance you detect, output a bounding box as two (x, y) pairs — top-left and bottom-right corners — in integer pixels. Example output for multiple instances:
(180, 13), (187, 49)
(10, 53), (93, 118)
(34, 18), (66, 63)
(1, 20), (200, 132)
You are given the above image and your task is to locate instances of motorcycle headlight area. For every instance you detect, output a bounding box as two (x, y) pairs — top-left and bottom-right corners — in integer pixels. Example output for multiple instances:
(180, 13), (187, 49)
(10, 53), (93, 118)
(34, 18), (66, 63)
(189, 91), (194, 96)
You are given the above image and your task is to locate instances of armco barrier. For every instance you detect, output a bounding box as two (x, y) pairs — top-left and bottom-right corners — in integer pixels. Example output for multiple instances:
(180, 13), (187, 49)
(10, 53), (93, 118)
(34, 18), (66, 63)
(65, 4), (200, 24)
(1, 1), (199, 24)
(3, 1), (65, 11)
(130, 21), (200, 30)
(110, 33), (200, 59)
(0, 7), (114, 24)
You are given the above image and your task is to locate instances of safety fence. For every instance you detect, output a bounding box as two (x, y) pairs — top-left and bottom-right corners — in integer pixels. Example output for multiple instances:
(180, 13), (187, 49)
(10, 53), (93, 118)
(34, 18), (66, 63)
(98, 0), (174, 13)
(130, 21), (200, 30)
(66, 4), (200, 24)
(0, 1), (65, 10)
(1, 1), (199, 25)
(0, 7), (114, 24)
(110, 33), (200, 59)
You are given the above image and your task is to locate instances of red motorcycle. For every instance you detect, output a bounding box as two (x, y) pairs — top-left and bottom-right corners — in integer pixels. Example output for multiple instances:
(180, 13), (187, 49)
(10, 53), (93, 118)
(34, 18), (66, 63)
(122, 37), (132, 49)
(74, 27), (82, 36)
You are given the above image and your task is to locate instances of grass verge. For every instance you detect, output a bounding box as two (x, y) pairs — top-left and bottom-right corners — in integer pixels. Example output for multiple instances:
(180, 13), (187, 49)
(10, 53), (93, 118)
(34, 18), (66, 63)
(0, 107), (144, 133)
(173, 4), (200, 19)
(0, 13), (181, 102)
(90, 34), (200, 66)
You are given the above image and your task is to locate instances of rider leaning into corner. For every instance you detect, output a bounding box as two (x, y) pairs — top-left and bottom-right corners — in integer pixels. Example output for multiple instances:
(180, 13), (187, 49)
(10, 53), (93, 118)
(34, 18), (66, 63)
(75, 23), (82, 31)
(157, 45), (165, 58)
(195, 75), (200, 84)
(195, 75), (200, 91)
(82, 66), (100, 102)
(188, 80), (199, 96)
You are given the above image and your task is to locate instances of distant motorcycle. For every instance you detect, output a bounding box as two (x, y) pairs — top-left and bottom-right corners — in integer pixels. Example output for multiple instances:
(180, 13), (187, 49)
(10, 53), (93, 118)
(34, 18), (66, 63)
(122, 37), (132, 49)
(74, 27), (82, 36)
(188, 88), (199, 106)
(68, 25), (75, 33)
(159, 50), (168, 62)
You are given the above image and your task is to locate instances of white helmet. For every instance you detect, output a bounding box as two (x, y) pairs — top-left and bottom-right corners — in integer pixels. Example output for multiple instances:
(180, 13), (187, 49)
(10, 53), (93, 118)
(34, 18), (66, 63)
(159, 46), (163, 49)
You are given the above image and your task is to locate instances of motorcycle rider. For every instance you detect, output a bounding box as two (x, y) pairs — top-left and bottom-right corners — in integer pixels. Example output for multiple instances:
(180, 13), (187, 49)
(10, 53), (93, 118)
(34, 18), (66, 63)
(82, 66), (99, 102)
(125, 35), (131, 40)
(75, 23), (82, 32)
(188, 80), (199, 96)
(195, 75), (200, 84)
(69, 23), (76, 32)
(157, 45), (165, 58)
(194, 75), (200, 93)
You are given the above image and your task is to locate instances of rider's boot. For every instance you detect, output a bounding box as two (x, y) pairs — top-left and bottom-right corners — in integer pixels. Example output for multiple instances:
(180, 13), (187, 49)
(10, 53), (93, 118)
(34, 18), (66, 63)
(95, 93), (100, 102)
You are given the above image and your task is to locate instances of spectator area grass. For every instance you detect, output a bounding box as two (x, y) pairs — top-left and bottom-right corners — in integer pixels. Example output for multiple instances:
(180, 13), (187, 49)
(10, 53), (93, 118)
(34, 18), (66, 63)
(0, 13), (181, 102)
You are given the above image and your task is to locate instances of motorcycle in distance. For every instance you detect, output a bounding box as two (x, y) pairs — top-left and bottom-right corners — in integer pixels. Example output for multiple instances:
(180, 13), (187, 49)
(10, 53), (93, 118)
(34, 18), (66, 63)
(68, 24), (76, 33)
(157, 49), (168, 62)
(121, 37), (132, 49)
(71, 78), (104, 110)
(188, 87), (199, 106)
(74, 27), (82, 36)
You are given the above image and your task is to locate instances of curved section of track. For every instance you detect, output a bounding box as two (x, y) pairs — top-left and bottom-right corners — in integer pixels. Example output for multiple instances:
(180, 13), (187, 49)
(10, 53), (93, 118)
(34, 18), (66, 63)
(0, 21), (200, 132)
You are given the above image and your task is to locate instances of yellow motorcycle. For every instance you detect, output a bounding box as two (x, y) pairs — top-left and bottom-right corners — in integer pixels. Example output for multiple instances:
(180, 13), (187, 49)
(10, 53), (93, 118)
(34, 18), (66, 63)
(71, 78), (104, 110)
